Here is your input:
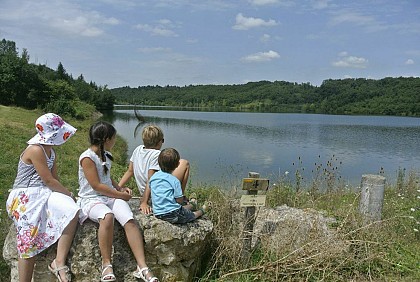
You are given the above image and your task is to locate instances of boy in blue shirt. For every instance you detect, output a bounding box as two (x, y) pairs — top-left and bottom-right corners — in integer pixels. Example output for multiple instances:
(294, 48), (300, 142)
(150, 148), (210, 224)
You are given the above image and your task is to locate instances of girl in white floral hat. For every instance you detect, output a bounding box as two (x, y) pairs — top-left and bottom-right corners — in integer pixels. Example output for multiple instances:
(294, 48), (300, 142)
(6, 113), (80, 282)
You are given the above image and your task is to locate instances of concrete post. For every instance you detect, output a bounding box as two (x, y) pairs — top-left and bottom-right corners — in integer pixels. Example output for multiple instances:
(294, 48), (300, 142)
(359, 174), (386, 221)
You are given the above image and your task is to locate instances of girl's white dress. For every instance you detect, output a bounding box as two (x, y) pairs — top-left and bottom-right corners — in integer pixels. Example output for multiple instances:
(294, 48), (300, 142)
(6, 145), (79, 258)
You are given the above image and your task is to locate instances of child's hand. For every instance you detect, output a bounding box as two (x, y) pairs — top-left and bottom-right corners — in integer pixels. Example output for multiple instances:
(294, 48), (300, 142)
(121, 187), (132, 195)
(120, 191), (132, 201)
(140, 202), (152, 215)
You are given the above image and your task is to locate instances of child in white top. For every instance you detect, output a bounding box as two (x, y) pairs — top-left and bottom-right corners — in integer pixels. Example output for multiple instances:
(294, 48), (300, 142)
(6, 113), (79, 282)
(119, 125), (190, 214)
(77, 121), (158, 282)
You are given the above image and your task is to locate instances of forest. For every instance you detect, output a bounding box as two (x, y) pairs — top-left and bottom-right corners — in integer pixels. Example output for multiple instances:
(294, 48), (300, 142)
(2, 38), (419, 117)
(0, 39), (115, 119)
(112, 77), (420, 116)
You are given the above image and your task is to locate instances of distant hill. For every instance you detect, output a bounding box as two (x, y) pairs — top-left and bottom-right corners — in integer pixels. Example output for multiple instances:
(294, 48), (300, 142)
(111, 77), (420, 117)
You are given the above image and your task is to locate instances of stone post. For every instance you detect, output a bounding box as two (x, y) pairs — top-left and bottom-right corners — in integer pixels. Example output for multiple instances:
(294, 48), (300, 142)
(359, 174), (385, 222)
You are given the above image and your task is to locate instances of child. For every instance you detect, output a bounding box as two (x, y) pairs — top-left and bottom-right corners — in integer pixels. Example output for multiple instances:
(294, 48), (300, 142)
(6, 113), (79, 282)
(149, 148), (210, 224)
(118, 125), (190, 215)
(77, 121), (158, 282)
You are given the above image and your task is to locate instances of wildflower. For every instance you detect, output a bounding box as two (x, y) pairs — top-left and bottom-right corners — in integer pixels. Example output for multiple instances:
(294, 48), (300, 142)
(414, 228), (419, 232)
(410, 208), (416, 212)
(285, 171), (289, 175)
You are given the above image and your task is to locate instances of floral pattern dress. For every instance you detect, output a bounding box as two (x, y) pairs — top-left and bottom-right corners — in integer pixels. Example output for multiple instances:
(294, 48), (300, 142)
(6, 145), (79, 258)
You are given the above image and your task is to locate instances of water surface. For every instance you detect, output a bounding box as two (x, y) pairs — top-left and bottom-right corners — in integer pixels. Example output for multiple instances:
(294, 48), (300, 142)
(103, 108), (420, 188)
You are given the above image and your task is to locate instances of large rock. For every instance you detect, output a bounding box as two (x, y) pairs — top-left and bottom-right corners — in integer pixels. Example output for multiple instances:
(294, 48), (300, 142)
(252, 205), (347, 257)
(3, 200), (214, 282)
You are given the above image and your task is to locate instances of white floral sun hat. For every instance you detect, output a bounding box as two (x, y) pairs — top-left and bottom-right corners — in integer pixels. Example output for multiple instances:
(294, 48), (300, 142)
(27, 113), (77, 145)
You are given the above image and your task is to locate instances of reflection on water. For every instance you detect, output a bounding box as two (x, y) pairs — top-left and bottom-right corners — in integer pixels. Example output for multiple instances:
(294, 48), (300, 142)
(102, 109), (420, 188)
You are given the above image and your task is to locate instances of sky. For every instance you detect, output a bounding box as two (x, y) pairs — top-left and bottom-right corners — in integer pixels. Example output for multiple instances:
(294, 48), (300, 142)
(1, 0), (419, 88)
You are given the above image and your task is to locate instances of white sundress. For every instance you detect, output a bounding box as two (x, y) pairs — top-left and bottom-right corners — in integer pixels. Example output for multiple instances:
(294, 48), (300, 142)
(5, 145), (79, 258)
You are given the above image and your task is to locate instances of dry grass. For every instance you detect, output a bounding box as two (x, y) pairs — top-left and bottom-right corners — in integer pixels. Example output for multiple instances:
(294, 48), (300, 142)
(195, 170), (420, 282)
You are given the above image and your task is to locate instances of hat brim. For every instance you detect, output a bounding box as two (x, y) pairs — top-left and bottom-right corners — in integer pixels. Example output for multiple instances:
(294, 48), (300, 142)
(27, 122), (77, 145)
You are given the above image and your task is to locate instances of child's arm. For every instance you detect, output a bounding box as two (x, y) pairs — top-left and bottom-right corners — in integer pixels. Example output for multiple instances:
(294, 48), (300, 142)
(175, 197), (184, 205)
(118, 161), (134, 187)
(29, 146), (72, 197)
(112, 178), (132, 195)
(81, 157), (131, 201)
(140, 183), (152, 214)
(139, 169), (157, 214)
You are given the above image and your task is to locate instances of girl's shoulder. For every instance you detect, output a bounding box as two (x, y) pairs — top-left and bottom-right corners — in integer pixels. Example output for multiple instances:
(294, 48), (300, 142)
(79, 148), (97, 161)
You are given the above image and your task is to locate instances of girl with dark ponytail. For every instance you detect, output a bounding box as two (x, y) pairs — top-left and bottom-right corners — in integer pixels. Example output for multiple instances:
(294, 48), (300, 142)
(77, 121), (159, 282)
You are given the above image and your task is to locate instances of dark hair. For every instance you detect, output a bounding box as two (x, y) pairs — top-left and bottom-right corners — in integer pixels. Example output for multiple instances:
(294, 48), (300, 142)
(89, 121), (116, 174)
(158, 148), (180, 173)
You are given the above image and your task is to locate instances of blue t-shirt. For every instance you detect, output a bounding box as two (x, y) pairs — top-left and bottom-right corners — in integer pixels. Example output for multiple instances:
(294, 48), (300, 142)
(149, 170), (183, 216)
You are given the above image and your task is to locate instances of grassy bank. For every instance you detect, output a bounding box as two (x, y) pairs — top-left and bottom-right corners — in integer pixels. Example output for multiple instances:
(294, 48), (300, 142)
(1, 105), (419, 281)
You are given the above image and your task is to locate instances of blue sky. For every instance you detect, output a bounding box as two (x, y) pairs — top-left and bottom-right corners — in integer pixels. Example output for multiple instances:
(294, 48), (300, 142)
(1, 0), (419, 88)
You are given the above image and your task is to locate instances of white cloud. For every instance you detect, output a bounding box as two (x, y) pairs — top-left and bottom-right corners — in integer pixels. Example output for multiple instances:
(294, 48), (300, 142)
(260, 34), (271, 42)
(310, 0), (332, 10)
(241, 50), (280, 62)
(249, 0), (279, 5)
(248, 0), (294, 7)
(0, 0), (119, 37)
(405, 59), (414, 65)
(134, 24), (178, 37)
(329, 10), (386, 33)
(138, 47), (172, 53)
(233, 13), (278, 30)
(332, 53), (368, 68)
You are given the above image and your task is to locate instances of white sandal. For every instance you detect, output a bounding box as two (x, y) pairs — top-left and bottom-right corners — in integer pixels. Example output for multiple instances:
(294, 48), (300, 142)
(48, 260), (71, 282)
(133, 266), (159, 282)
(101, 264), (116, 282)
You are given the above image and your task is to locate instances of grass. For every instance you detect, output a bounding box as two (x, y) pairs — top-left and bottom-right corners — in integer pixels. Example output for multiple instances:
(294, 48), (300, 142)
(192, 167), (420, 281)
(1, 105), (419, 281)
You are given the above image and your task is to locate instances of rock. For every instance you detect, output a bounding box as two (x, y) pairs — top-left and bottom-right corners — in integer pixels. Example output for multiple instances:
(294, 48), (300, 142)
(252, 205), (347, 257)
(3, 199), (214, 282)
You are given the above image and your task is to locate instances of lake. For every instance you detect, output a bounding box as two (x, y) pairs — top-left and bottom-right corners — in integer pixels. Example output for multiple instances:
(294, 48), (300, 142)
(102, 107), (420, 189)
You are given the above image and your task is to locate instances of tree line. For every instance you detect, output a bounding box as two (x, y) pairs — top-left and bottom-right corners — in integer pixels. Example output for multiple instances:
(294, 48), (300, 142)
(112, 77), (420, 117)
(0, 39), (115, 118)
(2, 38), (419, 118)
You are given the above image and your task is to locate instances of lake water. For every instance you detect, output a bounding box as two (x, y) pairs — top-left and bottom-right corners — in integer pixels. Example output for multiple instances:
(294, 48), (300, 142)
(103, 108), (420, 189)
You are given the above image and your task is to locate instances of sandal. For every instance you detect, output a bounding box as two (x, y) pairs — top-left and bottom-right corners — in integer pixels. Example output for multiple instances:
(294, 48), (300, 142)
(48, 260), (72, 282)
(189, 193), (198, 210)
(101, 264), (116, 282)
(133, 266), (159, 282)
(200, 201), (213, 215)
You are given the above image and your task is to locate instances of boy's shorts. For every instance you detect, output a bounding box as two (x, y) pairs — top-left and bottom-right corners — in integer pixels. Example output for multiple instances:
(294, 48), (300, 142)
(155, 207), (195, 224)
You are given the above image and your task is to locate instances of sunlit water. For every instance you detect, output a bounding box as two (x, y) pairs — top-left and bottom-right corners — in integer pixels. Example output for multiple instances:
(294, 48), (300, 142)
(102, 108), (420, 189)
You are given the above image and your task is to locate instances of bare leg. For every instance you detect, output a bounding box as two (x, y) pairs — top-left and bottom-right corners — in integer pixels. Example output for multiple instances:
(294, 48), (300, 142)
(98, 213), (114, 276)
(124, 219), (146, 267)
(18, 256), (35, 282)
(124, 219), (156, 279)
(51, 212), (79, 282)
(172, 159), (190, 193)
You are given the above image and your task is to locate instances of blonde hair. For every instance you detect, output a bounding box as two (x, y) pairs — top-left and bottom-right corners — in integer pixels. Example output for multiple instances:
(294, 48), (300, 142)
(142, 125), (164, 148)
